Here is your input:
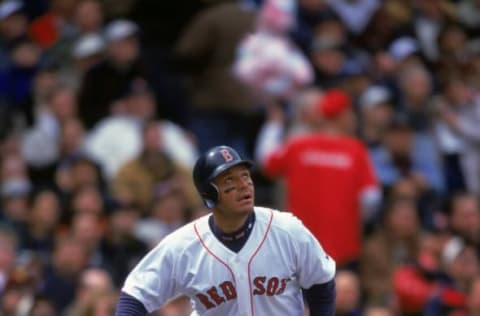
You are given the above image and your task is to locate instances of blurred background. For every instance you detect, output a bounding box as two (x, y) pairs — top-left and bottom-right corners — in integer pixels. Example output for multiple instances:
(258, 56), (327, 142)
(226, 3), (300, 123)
(1, 0), (480, 315)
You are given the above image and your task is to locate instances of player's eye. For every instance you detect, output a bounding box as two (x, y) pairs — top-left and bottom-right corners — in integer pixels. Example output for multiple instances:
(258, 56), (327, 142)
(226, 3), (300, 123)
(224, 186), (235, 193)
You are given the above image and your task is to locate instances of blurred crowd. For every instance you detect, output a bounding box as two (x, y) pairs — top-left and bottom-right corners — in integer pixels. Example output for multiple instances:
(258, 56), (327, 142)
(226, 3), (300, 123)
(1, 0), (480, 315)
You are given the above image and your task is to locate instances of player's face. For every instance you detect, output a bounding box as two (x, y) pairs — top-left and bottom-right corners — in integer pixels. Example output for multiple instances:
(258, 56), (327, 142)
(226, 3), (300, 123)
(213, 164), (255, 215)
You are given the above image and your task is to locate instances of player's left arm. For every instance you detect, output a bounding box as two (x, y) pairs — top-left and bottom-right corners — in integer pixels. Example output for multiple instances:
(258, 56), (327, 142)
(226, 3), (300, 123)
(119, 237), (181, 314)
(290, 215), (336, 315)
(304, 280), (336, 316)
(115, 292), (148, 316)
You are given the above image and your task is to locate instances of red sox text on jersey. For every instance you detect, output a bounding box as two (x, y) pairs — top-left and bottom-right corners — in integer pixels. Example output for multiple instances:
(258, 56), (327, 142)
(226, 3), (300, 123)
(196, 276), (291, 309)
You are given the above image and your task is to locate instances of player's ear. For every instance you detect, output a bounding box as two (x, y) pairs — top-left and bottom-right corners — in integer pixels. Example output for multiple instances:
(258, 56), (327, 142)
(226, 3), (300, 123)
(202, 183), (219, 209)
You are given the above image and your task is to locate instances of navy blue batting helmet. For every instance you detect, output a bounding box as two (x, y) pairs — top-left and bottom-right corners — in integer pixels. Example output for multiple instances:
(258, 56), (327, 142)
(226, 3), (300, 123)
(193, 146), (253, 208)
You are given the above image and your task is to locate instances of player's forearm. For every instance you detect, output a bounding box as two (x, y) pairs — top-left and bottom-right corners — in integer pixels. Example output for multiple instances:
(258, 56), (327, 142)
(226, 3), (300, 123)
(305, 279), (336, 316)
(115, 292), (148, 316)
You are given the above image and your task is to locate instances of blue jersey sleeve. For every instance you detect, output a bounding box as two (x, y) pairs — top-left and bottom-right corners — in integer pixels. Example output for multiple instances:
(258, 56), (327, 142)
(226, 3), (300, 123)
(304, 279), (336, 316)
(115, 292), (148, 316)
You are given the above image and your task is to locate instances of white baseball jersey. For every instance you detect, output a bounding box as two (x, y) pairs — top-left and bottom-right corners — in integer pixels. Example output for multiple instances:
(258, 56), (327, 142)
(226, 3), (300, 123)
(122, 207), (335, 316)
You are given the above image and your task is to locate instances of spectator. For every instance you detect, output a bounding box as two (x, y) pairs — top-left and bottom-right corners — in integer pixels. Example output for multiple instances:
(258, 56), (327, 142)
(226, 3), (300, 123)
(134, 190), (189, 248)
(0, 38), (41, 132)
(392, 233), (444, 314)
(370, 115), (444, 195)
(356, 1), (412, 53)
(357, 85), (395, 148)
(335, 270), (362, 316)
(291, 0), (336, 55)
(435, 24), (469, 78)
(19, 189), (61, 260)
(309, 32), (350, 89)
(233, 0), (313, 101)
(72, 0), (104, 35)
(467, 275), (480, 316)
(68, 186), (105, 218)
(174, 0), (258, 158)
(433, 74), (480, 195)
(0, 0), (29, 69)
(411, 0), (456, 62)
(112, 120), (199, 213)
(69, 212), (104, 267)
(77, 19), (149, 129)
(286, 87), (324, 138)
(56, 158), (107, 218)
(64, 267), (114, 316)
(257, 89), (380, 268)
(83, 78), (198, 179)
(58, 118), (87, 163)
(0, 153), (31, 228)
(424, 236), (478, 316)
(63, 33), (106, 90)
(446, 192), (480, 246)
(361, 198), (423, 306)
(396, 63), (434, 133)
(28, 0), (77, 50)
(38, 236), (89, 313)
(21, 84), (78, 181)
(100, 204), (147, 287)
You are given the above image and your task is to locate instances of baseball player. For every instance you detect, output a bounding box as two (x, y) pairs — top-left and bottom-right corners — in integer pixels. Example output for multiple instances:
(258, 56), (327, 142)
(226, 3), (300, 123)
(115, 145), (336, 316)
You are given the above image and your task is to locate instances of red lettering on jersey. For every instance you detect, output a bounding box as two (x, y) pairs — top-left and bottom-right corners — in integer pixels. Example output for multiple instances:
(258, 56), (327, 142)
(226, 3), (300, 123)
(220, 149), (233, 162)
(196, 293), (216, 309)
(266, 277), (279, 296)
(207, 286), (226, 305)
(219, 281), (237, 300)
(253, 276), (266, 295)
(276, 278), (290, 295)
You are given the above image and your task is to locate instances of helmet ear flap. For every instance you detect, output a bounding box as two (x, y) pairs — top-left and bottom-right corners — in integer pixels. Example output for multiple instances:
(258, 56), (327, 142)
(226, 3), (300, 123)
(202, 183), (219, 209)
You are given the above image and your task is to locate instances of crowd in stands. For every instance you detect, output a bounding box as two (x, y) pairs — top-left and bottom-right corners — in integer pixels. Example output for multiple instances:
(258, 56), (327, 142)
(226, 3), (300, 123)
(1, 0), (480, 315)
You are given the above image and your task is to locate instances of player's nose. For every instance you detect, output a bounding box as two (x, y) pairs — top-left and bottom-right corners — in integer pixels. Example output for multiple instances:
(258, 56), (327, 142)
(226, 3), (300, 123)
(238, 177), (252, 189)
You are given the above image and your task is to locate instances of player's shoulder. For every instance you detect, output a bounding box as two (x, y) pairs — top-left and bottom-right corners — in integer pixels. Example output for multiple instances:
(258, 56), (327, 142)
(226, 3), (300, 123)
(152, 215), (208, 252)
(254, 206), (306, 235)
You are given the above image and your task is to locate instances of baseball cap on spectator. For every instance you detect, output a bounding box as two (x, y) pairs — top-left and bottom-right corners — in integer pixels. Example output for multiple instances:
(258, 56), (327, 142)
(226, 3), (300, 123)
(359, 85), (392, 110)
(104, 19), (139, 43)
(72, 33), (105, 59)
(316, 89), (352, 118)
(0, 0), (23, 20)
(388, 36), (419, 62)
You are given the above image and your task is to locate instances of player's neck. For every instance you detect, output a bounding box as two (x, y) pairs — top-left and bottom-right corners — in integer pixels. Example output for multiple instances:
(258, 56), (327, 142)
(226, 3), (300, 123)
(212, 211), (252, 233)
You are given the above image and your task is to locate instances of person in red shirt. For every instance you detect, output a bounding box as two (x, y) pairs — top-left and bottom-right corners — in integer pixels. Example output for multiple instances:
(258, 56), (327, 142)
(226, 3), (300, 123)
(256, 88), (380, 267)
